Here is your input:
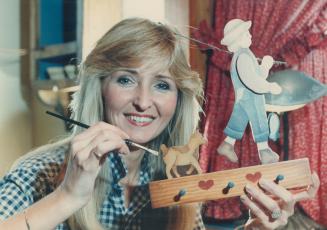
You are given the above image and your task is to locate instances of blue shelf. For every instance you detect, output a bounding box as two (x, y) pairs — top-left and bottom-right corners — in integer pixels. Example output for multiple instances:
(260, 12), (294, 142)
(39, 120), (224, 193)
(37, 0), (77, 80)
(37, 54), (76, 80)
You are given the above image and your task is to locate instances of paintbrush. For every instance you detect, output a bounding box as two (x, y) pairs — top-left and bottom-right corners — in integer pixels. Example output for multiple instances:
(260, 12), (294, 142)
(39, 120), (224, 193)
(46, 111), (159, 156)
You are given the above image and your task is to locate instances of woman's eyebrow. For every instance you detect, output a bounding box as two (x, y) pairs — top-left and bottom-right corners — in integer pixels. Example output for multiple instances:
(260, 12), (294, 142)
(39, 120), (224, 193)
(114, 68), (139, 76)
(118, 69), (173, 80)
(155, 74), (173, 80)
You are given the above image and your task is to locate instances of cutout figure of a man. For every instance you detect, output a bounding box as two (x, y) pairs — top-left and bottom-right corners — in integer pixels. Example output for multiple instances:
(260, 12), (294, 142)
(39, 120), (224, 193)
(217, 19), (282, 164)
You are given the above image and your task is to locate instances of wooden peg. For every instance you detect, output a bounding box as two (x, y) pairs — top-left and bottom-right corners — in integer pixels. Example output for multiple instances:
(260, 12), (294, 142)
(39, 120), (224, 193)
(222, 181), (235, 194)
(274, 174), (284, 184)
(173, 189), (187, 202)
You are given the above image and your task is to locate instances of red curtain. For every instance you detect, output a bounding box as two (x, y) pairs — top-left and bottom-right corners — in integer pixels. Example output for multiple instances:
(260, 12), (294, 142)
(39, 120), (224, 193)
(195, 0), (327, 226)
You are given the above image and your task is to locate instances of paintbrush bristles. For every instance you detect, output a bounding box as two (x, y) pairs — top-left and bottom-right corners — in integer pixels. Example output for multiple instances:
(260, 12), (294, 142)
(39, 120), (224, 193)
(129, 142), (159, 156)
(124, 139), (159, 156)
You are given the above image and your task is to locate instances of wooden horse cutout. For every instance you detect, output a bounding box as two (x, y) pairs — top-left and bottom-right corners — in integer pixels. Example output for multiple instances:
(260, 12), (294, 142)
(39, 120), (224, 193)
(160, 131), (207, 179)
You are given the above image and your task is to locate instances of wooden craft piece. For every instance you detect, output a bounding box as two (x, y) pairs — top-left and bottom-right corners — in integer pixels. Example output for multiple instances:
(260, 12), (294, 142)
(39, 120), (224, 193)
(245, 171), (262, 183)
(149, 158), (312, 209)
(198, 180), (214, 190)
(160, 130), (206, 179)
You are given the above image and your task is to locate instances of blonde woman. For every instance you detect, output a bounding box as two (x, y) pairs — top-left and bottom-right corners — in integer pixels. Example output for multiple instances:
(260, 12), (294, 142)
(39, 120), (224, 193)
(0, 18), (319, 230)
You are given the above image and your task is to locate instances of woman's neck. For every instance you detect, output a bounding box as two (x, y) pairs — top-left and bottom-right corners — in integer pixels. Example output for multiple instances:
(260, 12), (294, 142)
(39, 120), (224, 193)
(119, 149), (145, 188)
(122, 149), (145, 173)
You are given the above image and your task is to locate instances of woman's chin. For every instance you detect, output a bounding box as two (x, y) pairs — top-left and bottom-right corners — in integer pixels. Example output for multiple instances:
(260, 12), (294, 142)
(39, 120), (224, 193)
(129, 136), (151, 145)
(128, 132), (160, 145)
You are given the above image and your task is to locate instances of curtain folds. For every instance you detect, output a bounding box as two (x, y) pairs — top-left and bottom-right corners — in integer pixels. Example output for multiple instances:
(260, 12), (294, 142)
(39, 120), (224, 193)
(195, 0), (327, 226)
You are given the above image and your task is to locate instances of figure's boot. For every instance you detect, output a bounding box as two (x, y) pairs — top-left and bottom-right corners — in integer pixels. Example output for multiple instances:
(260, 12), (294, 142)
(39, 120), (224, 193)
(268, 112), (280, 141)
(258, 148), (279, 164)
(217, 141), (238, 163)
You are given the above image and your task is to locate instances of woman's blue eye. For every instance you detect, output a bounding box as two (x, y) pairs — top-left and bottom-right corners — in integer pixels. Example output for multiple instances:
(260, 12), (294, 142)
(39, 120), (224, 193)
(155, 82), (170, 90)
(117, 76), (133, 85)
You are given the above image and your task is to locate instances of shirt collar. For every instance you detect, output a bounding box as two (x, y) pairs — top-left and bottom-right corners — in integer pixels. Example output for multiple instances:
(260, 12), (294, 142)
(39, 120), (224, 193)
(107, 152), (151, 186)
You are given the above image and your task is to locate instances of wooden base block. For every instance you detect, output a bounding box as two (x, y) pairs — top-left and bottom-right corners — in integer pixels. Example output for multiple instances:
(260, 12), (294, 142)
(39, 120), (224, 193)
(149, 158), (312, 208)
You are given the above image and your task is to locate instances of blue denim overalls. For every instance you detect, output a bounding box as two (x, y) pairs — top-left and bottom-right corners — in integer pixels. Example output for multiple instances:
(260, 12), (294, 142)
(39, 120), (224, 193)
(224, 48), (269, 142)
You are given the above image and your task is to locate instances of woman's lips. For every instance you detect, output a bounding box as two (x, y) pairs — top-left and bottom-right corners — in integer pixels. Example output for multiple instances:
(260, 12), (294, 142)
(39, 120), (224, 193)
(125, 114), (155, 127)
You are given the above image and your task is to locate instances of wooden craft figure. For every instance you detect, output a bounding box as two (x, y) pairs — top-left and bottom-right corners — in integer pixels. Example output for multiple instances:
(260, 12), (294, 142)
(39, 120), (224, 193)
(160, 130), (206, 179)
(217, 19), (282, 164)
(149, 158), (318, 209)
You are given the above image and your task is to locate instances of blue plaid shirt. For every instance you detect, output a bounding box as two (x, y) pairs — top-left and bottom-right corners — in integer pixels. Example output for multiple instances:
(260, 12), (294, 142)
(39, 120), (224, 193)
(0, 146), (204, 229)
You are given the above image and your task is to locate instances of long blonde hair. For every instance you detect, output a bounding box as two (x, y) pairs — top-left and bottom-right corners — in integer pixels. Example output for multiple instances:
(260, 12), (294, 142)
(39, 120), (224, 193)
(64, 18), (203, 230)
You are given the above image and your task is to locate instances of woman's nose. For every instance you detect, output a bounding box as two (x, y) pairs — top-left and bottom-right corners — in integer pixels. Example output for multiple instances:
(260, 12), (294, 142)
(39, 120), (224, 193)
(132, 87), (153, 111)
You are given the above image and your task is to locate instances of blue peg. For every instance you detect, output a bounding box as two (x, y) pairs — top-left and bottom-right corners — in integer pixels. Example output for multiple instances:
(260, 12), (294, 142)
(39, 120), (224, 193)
(174, 189), (187, 202)
(178, 189), (187, 197)
(223, 181), (235, 194)
(274, 174), (284, 184)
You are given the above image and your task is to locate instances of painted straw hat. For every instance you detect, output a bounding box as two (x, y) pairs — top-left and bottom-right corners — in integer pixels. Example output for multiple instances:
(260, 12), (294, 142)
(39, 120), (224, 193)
(220, 19), (252, 46)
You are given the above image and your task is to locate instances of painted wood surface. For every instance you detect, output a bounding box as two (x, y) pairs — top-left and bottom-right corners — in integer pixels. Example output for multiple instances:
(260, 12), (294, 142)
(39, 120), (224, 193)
(149, 158), (312, 208)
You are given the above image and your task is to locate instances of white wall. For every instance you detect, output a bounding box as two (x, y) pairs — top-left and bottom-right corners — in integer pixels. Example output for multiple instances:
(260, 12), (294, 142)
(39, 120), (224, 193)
(122, 0), (165, 21)
(122, 0), (189, 57)
(0, 0), (32, 176)
(82, 0), (122, 59)
(83, 0), (189, 58)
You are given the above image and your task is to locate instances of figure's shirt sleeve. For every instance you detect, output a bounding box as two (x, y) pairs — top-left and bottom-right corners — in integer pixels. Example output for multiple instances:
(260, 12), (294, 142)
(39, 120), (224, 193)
(237, 52), (272, 94)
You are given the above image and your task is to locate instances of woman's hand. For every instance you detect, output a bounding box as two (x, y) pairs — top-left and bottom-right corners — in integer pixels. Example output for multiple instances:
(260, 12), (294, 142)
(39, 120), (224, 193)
(241, 172), (320, 230)
(59, 122), (130, 206)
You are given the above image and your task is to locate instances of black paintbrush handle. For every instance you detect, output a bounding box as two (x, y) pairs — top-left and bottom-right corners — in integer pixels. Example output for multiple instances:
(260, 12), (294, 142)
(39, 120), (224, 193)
(46, 111), (89, 129)
(46, 111), (136, 149)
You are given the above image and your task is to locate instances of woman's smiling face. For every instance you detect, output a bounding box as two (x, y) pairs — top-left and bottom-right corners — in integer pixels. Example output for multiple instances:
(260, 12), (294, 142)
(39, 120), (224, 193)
(102, 66), (178, 144)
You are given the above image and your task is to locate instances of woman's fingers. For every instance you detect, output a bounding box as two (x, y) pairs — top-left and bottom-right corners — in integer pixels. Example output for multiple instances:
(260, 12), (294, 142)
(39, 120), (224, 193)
(241, 195), (269, 222)
(70, 122), (131, 173)
(89, 130), (130, 155)
(244, 184), (281, 215)
(242, 173), (320, 230)
(71, 123), (130, 159)
(258, 179), (295, 214)
(73, 121), (129, 144)
(293, 172), (320, 202)
(74, 135), (129, 170)
(89, 138), (130, 161)
(60, 122), (132, 204)
(241, 194), (288, 230)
